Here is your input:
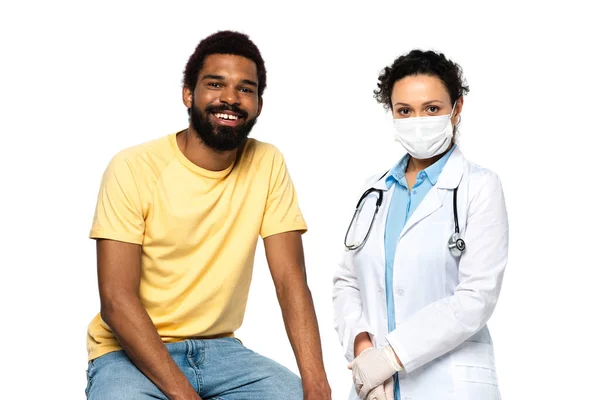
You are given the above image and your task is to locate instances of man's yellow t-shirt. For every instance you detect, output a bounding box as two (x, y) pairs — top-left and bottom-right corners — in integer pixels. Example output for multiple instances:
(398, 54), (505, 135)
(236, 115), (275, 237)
(86, 131), (307, 360)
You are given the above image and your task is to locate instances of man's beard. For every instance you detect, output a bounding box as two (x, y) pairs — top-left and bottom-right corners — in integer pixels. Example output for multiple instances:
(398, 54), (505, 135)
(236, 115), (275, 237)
(189, 99), (257, 152)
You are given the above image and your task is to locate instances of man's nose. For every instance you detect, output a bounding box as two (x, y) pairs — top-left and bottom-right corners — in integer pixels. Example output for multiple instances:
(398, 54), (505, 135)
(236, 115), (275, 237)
(219, 86), (240, 105)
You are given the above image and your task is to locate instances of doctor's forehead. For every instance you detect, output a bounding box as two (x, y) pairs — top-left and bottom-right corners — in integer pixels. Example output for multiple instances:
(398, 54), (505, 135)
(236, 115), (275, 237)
(391, 74), (452, 105)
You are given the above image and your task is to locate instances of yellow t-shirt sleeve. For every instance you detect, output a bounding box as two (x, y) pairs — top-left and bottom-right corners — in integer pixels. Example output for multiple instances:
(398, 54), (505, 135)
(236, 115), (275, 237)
(260, 149), (307, 238)
(89, 153), (145, 244)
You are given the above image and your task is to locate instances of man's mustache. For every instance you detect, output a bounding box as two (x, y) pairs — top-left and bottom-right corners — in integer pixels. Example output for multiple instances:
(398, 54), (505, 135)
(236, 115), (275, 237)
(205, 104), (248, 119)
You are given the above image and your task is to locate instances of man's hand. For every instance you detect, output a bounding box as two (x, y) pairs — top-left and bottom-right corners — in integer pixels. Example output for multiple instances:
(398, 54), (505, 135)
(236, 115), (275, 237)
(366, 377), (393, 400)
(349, 346), (402, 399)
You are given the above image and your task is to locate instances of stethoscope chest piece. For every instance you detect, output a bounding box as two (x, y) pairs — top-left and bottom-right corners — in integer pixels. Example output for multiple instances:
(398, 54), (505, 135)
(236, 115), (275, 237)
(448, 232), (466, 257)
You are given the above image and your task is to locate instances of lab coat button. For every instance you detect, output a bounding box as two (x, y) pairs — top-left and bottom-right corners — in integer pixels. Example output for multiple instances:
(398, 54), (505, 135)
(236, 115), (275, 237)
(397, 289), (404, 296)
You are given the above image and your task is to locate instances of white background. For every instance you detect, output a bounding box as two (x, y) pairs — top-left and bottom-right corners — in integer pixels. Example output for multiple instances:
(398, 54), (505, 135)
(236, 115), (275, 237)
(1, 1), (599, 399)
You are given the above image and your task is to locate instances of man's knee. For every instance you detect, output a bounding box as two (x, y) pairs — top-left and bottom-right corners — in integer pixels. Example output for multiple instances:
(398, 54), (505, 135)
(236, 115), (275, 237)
(265, 363), (303, 398)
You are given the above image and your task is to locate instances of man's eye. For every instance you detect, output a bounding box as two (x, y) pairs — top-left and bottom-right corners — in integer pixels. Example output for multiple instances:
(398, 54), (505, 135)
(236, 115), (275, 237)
(208, 82), (222, 88)
(240, 87), (254, 93)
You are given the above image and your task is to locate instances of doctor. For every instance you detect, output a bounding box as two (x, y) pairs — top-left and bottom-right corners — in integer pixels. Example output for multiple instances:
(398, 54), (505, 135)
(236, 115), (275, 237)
(333, 49), (508, 400)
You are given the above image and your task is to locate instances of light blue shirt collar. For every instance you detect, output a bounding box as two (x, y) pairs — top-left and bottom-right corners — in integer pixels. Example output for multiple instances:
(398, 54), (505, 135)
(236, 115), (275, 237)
(385, 145), (456, 189)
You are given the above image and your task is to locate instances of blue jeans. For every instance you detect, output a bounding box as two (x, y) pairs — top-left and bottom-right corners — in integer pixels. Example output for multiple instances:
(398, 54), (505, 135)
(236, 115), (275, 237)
(85, 337), (303, 399)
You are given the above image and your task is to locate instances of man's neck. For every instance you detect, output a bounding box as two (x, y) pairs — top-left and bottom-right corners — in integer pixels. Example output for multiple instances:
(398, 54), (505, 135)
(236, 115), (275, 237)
(177, 128), (239, 171)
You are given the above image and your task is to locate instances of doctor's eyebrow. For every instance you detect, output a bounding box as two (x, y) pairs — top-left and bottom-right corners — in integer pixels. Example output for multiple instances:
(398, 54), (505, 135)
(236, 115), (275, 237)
(422, 100), (444, 106)
(393, 100), (444, 107)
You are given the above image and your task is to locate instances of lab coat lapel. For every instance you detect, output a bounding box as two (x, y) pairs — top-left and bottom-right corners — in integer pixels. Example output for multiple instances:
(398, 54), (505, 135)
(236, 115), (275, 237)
(398, 186), (443, 240)
(398, 148), (465, 240)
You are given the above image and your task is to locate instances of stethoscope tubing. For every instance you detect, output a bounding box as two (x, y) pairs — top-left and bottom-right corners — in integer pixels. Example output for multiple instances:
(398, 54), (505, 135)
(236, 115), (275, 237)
(344, 181), (465, 255)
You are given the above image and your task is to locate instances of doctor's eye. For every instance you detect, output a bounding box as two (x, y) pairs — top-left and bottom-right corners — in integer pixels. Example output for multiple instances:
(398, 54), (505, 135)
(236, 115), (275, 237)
(427, 106), (440, 113)
(396, 108), (411, 116)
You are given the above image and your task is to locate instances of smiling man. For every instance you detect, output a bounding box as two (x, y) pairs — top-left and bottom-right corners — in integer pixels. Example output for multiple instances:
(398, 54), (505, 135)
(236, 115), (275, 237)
(85, 31), (331, 400)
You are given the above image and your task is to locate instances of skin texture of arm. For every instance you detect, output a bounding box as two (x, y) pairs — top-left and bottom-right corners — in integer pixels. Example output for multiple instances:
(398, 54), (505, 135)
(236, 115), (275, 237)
(263, 231), (332, 400)
(96, 239), (201, 400)
(354, 332), (374, 357)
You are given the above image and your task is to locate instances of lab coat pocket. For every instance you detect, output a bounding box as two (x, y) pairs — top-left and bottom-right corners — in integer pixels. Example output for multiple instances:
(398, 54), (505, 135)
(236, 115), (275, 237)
(452, 341), (498, 386)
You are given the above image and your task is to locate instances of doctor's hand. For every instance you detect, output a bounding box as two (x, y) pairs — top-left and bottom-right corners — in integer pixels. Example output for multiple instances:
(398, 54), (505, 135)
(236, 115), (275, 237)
(366, 377), (394, 400)
(349, 346), (402, 399)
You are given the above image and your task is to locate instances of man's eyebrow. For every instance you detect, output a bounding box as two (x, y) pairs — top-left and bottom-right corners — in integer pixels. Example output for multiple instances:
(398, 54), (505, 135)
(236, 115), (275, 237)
(201, 75), (258, 88)
(201, 74), (225, 81)
(240, 79), (258, 87)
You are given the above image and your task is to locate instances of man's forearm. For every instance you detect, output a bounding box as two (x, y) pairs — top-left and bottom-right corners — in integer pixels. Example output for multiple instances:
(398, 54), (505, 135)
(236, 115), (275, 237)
(263, 231), (331, 398)
(101, 295), (199, 399)
(275, 281), (328, 387)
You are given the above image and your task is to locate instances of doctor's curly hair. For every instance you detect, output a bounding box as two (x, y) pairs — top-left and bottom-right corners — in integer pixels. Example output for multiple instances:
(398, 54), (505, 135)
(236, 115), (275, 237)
(374, 50), (469, 110)
(183, 30), (267, 97)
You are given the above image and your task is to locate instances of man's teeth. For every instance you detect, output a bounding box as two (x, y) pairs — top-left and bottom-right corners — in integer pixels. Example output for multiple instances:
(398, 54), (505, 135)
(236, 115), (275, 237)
(215, 113), (239, 120)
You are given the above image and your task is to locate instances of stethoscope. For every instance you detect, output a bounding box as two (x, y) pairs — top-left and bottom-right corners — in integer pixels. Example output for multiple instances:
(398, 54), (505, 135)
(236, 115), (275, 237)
(344, 175), (466, 256)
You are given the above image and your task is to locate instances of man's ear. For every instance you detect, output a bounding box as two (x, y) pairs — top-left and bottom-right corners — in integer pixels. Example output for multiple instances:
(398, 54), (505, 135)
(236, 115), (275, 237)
(183, 87), (193, 109)
(256, 97), (263, 118)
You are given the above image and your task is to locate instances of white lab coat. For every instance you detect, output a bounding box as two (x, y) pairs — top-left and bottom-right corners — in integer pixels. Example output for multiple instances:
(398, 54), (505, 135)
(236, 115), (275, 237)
(333, 148), (508, 400)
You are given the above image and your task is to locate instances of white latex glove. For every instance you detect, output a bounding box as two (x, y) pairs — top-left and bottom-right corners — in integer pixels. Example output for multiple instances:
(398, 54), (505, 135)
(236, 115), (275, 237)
(366, 377), (394, 400)
(350, 346), (402, 399)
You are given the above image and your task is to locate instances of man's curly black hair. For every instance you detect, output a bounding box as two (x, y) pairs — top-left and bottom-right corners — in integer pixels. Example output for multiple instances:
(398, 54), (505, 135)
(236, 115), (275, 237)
(183, 31), (267, 97)
(374, 50), (469, 110)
